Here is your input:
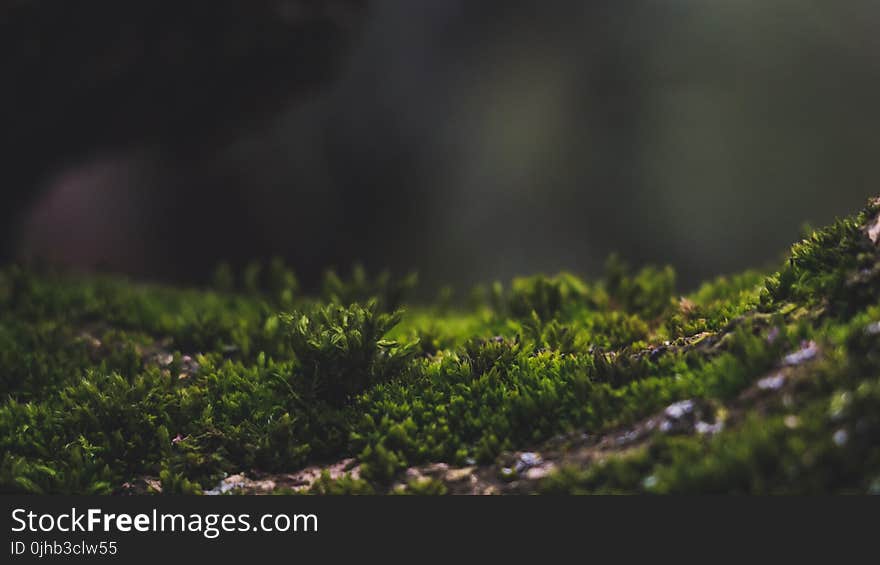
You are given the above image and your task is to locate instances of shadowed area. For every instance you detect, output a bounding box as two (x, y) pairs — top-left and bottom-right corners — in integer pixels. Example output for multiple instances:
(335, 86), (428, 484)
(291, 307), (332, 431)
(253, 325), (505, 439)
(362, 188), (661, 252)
(4, 1), (879, 293)
(1, 0), (367, 270)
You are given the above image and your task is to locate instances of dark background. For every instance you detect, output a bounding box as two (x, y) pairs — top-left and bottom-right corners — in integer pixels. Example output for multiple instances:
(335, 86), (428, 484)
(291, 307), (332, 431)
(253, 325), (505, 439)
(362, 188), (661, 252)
(7, 1), (880, 293)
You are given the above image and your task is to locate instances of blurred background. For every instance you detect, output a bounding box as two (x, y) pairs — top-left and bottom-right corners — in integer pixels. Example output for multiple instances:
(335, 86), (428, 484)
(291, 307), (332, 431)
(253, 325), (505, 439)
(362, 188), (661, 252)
(7, 0), (880, 294)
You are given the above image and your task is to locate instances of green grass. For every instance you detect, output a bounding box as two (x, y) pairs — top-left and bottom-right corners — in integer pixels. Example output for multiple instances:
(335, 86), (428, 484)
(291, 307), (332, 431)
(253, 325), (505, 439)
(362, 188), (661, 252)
(3, 198), (880, 494)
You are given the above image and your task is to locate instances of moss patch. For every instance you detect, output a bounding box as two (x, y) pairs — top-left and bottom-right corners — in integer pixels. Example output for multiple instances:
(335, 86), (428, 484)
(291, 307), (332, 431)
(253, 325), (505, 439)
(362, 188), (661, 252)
(3, 198), (880, 494)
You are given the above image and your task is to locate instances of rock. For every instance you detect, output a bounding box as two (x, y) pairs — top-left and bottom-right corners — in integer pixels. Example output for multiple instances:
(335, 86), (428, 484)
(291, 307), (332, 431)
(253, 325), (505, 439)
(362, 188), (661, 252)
(649, 345), (667, 362)
(757, 373), (786, 391)
(422, 462), (450, 475)
(444, 467), (475, 482)
(153, 353), (174, 367)
(514, 452), (542, 474)
(204, 473), (278, 495)
(783, 341), (819, 366)
(204, 474), (248, 496)
(405, 468), (425, 481)
(659, 399), (697, 433)
(695, 421), (723, 435)
(181, 355), (200, 374)
(614, 429), (643, 445)
(664, 399), (695, 420)
(524, 463), (555, 480)
(657, 399), (720, 436)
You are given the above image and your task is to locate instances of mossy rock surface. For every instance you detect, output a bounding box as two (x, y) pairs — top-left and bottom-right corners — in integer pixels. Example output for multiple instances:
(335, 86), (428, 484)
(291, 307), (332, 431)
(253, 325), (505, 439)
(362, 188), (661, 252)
(3, 199), (880, 494)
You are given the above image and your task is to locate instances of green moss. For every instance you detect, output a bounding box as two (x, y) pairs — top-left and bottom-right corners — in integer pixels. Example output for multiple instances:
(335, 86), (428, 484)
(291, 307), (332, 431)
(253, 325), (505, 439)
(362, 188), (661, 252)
(393, 477), (448, 495)
(604, 254), (677, 320)
(280, 301), (417, 407)
(3, 198), (880, 494)
(307, 471), (375, 495)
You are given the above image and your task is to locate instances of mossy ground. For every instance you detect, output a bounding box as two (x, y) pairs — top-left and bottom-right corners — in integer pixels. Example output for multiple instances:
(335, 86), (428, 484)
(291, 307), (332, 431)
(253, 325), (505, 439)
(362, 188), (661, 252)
(3, 199), (880, 494)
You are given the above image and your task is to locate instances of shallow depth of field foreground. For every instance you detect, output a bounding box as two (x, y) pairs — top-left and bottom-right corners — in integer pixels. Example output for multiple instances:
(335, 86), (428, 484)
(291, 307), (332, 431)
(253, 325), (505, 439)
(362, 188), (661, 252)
(4, 198), (880, 495)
